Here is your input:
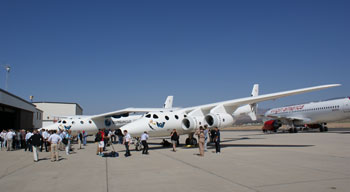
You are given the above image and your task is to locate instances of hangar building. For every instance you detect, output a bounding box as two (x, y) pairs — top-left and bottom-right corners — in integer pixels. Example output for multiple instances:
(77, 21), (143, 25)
(0, 89), (42, 130)
(34, 102), (83, 127)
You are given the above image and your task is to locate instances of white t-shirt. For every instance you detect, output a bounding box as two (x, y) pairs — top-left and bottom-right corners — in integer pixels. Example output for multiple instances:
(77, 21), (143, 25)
(6, 132), (15, 140)
(141, 133), (148, 141)
(124, 133), (131, 142)
(48, 134), (62, 144)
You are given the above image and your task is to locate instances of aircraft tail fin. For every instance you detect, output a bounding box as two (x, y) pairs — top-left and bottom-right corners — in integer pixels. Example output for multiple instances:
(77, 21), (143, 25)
(248, 84), (259, 121)
(163, 96), (173, 108)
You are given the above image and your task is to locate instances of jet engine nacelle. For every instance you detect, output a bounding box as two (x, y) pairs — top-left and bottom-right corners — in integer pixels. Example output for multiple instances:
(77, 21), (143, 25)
(205, 113), (235, 128)
(182, 116), (205, 131)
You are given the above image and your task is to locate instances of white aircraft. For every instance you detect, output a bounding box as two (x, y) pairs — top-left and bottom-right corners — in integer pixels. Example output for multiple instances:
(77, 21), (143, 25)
(117, 84), (340, 144)
(41, 96), (174, 135)
(264, 97), (350, 133)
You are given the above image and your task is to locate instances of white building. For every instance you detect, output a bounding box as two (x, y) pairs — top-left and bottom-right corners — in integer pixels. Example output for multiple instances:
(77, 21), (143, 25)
(0, 89), (42, 130)
(33, 102), (83, 127)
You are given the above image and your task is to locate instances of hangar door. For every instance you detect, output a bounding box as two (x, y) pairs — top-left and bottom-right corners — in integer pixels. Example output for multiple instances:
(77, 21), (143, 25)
(0, 104), (33, 131)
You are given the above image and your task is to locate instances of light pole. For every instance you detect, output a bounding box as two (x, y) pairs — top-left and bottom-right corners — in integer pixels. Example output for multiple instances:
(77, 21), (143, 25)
(3, 65), (10, 91)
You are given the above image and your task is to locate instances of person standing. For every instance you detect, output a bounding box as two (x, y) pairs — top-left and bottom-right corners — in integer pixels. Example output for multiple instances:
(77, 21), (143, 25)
(65, 130), (72, 155)
(140, 131), (149, 155)
(0, 130), (7, 150)
(48, 130), (61, 162)
(6, 129), (15, 151)
(170, 129), (178, 152)
(82, 130), (88, 146)
(195, 127), (205, 156)
(214, 127), (221, 154)
(123, 130), (131, 157)
(203, 125), (209, 151)
(29, 130), (43, 162)
(25, 131), (33, 152)
(77, 131), (82, 149)
(95, 129), (105, 156)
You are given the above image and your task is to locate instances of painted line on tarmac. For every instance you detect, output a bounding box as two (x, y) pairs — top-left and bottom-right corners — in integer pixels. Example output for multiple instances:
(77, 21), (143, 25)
(156, 151), (259, 192)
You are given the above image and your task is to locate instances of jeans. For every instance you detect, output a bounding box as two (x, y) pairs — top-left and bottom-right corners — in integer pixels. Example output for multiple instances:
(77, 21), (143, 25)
(215, 141), (220, 153)
(65, 140), (71, 155)
(142, 140), (148, 154)
(124, 142), (131, 156)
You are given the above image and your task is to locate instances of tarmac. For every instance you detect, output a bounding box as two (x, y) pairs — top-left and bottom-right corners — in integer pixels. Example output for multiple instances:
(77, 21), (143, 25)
(1, 129), (350, 192)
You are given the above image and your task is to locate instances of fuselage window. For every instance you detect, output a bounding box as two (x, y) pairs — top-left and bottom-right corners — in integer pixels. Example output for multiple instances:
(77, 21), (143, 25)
(80, 121), (84, 124)
(153, 114), (159, 119)
(145, 114), (151, 118)
(165, 116), (169, 120)
(89, 120), (92, 124)
(58, 120), (62, 123)
(184, 115), (187, 118)
(72, 121), (75, 124)
(175, 115), (179, 119)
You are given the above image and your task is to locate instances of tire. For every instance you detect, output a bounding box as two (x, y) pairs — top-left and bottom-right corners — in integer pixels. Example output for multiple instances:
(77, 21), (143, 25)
(320, 127), (324, 132)
(190, 138), (197, 145)
(324, 127), (328, 132)
(289, 128), (293, 133)
(294, 128), (298, 133)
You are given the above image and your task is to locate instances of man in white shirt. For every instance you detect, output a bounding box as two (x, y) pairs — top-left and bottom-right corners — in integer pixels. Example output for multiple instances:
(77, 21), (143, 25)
(48, 130), (62, 162)
(0, 130), (7, 150)
(123, 130), (131, 157)
(42, 129), (50, 152)
(25, 131), (33, 152)
(140, 131), (149, 155)
(6, 130), (15, 151)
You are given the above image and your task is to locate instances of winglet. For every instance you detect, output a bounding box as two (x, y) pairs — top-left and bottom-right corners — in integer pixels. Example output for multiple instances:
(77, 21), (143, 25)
(248, 84), (259, 121)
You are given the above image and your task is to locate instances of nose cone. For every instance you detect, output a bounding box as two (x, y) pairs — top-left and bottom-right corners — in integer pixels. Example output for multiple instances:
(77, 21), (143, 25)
(120, 118), (148, 136)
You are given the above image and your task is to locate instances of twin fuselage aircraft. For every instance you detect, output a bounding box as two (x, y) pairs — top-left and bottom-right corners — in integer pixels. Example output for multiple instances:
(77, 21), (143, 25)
(42, 84), (340, 142)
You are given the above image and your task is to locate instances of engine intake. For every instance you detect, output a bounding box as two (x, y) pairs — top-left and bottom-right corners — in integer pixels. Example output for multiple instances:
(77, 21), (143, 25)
(182, 116), (205, 130)
(205, 113), (234, 128)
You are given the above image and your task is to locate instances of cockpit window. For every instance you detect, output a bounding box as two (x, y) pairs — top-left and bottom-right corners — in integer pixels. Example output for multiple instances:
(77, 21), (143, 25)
(58, 120), (62, 123)
(62, 120), (67, 124)
(153, 114), (159, 119)
(145, 114), (151, 118)
(165, 116), (169, 120)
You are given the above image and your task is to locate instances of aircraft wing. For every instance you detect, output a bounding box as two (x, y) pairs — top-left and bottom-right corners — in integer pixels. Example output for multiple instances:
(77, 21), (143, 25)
(182, 84), (340, 115)
(265, 115), (311, 123)
(90, 108), (168, 120)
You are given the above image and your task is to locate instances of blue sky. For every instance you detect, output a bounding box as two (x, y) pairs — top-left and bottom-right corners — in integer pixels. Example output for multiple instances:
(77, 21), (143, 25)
(0, 0), (349, 115)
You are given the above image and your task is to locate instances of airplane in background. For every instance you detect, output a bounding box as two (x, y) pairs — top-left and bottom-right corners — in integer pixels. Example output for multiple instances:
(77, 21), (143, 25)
(41, 96), (175, 135)
(263, 97), (350, 133)
(117, 84), (340, 145)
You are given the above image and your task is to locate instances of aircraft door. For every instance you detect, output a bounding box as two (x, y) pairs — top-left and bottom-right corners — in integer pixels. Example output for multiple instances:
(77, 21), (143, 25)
(342, 99), (350, 113)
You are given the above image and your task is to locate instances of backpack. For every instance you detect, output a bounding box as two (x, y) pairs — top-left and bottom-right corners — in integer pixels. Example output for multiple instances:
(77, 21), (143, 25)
(95, 132), (102, 142)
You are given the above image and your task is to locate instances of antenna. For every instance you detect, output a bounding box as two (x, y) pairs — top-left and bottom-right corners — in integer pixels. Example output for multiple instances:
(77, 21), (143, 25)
(3, 65), (11, 90)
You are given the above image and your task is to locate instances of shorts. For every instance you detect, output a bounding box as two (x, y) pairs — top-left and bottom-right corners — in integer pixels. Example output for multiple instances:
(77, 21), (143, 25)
(171, 140), (177, 145)
(98, 141), (104, 148)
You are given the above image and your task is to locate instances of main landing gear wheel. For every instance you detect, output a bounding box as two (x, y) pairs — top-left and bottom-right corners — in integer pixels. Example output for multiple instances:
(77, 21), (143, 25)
(185, 138), (197, 145)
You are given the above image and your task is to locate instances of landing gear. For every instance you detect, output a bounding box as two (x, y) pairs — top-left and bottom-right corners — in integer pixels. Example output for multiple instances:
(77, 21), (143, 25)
(319, 124), (328, 132)
(134, 137), (143, 151)
(185, 133), (197, 145)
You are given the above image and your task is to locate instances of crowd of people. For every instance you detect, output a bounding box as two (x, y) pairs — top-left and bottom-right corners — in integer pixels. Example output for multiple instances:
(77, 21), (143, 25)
(0, 126), (221, 161)
(0, 128), (88, 162)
